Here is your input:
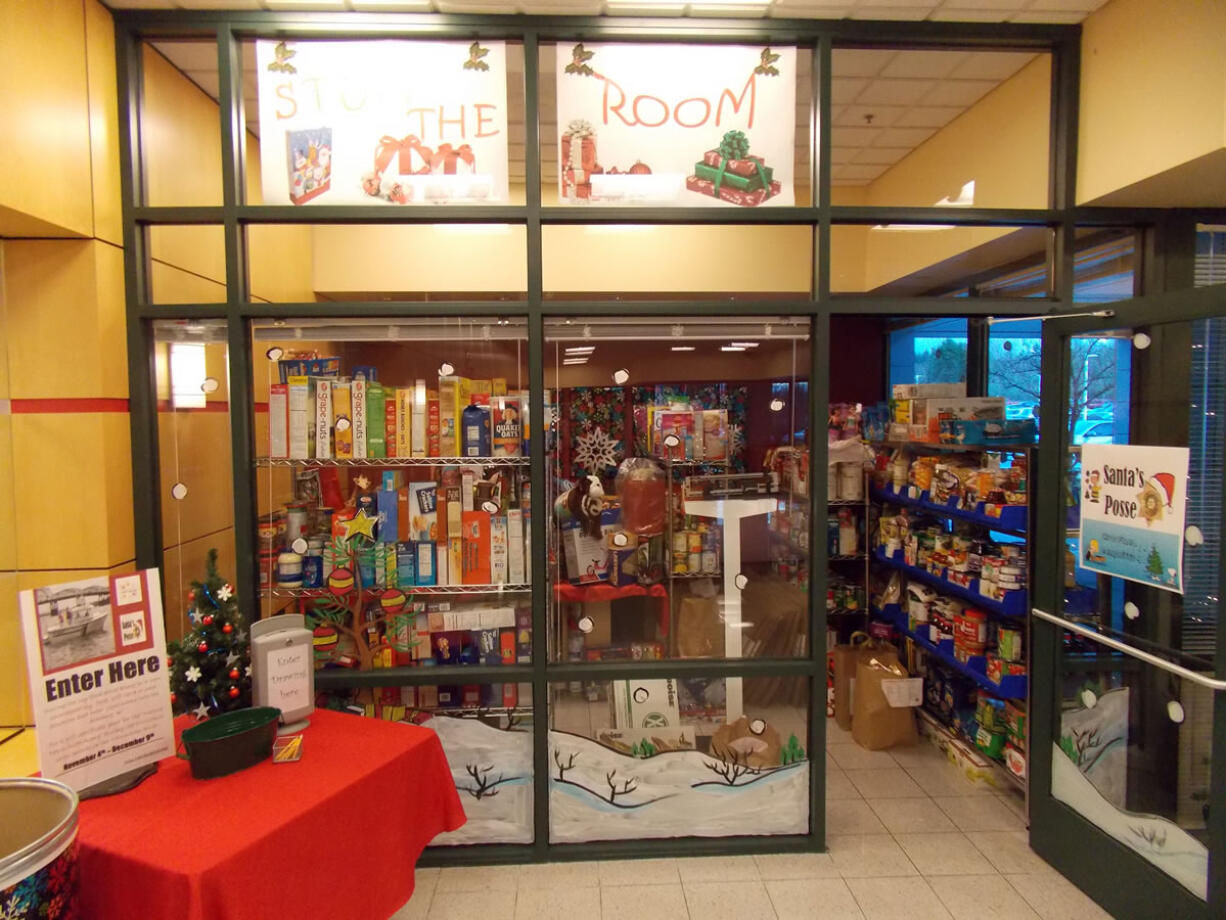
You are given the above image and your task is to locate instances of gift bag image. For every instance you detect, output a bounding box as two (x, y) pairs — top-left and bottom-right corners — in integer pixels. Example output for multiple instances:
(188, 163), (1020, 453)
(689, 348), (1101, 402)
(851, 643), (919, 751)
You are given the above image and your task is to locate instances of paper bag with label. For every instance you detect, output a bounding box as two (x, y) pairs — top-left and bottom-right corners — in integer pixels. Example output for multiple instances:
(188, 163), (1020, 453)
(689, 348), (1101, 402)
(677, 595), (724, 658)
(851, 645), (918, 750)
(832, 631), (869, 731)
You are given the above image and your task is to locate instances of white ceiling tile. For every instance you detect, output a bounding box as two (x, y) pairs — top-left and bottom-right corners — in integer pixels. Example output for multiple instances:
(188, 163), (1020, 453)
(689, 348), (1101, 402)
(186, 70), (222, 97)
(242, 42), (257, 71)
(928, 8), (1011, 20)
(872, 125), (934, 147)
(604, 2), (687, 13)
(857, 0), (940, 6)
(937, 0), (1024, 8)
(894, 105), (961, 128)
(853, 146), (908, 165)
(835, 104), (905, 127)
(832, 178), (867, 186)
(1010, 10), (1086, 22)
(262, 0), (348, 8)
(831, 77), (868, 104)
(687, 3), (771, 16)
(830, 147), (856, 165)
(839, 163), (888, 180)
(946, 51), (1035, 80)
(176, 0), (263, 9)
(774, 0), (854, 8)
(829, 104), (846, 121)
(525, 1), (604, 11)
(922, 78), (994, 106)
(350, 1), (435, 9)
(1026, 0), (1105, 11)
(879, 50), (969, 79)
(105, 0), (174, 7)
(831, 125), (882, 146)
(152, 41), (220, 71)
(433, 0), (511, 11)
(848, 7), (931, 20)
(856, 78), (936, 106)
(770, 4), (851, 16)
(832, 49), (895, 78)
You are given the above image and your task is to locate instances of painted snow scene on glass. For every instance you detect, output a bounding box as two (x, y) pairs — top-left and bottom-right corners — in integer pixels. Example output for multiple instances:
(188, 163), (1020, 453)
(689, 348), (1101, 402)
(549, 678), (808, 842)
(1051, 686), (1208, 899)
(428, 711), (534, 845)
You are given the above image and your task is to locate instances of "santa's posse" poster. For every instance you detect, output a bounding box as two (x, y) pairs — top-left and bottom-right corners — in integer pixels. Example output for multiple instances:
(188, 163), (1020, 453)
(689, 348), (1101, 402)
(256, 40), (509, 206)
(1079, 443), (1190, 594)
(556, 43), (796, 207)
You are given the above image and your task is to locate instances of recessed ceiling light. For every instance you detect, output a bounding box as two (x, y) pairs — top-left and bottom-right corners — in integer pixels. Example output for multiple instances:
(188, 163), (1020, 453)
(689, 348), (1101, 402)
(562, 358), (589, 365)
(670, 346), (696, 352)
(721, 346), (747, 352)
(565, 346), (595, 354)
(729, 341), (760, 348)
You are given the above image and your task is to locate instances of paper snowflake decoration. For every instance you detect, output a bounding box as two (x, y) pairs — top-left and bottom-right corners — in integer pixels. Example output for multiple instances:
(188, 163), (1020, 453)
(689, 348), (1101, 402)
(573, 427), (619, 473)
(184, 665), (202, 683)
(217, 583), (233, 602)
(729, 422), (746, 458)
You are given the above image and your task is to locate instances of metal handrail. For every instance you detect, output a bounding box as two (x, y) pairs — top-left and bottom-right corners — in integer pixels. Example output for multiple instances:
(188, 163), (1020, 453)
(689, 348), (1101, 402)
(1032, 607), (1226, 691)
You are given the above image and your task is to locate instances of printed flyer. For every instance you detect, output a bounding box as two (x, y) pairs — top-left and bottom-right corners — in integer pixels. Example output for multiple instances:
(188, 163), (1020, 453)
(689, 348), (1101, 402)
(20, 570), (174, 791)
(1079, 443), (1190, 594)
(555, 42), (796, 206)
(256, 39), (509, 205)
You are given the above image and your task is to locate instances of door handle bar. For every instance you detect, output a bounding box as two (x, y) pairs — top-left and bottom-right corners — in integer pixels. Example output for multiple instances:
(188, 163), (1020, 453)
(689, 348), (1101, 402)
(1032, 607), (1226, 691)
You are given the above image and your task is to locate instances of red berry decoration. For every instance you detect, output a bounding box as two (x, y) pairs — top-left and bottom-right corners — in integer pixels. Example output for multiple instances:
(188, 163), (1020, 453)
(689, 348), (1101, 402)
(197, 641), (208, 653)
(202, 615), (214, 626)
(228, 686), (240, 699)
(222, 623), (233, 634)
(229, 668), (240, 680)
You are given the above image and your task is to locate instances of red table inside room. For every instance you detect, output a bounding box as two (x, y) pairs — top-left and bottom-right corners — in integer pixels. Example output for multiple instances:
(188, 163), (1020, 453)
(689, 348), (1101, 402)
(76, 708), (466, 920)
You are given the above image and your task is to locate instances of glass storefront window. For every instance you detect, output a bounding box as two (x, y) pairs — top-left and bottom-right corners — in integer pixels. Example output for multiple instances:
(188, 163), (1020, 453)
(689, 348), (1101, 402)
(889, 317), (968, 390)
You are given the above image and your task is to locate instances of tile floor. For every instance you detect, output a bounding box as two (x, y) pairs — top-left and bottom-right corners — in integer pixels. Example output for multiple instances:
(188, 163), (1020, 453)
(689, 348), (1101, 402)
(391, 723), (1118, 920)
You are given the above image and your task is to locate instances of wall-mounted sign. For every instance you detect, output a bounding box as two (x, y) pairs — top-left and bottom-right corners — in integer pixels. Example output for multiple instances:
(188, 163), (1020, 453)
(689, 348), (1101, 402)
(556, 42), (796, 207)
(256, 40), (509, 206)
(1079, 443), (1189, 594)
(20, 570), (174, 791)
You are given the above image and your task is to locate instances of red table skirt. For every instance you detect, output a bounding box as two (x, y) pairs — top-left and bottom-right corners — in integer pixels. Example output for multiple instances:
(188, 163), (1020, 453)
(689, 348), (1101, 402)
(76, 708), (466, 920)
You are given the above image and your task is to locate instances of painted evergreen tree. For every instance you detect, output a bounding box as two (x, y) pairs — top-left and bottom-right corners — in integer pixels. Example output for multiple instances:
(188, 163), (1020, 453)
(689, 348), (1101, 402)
(1146, 545), (1164, 580)
(167, 548), (251, 720)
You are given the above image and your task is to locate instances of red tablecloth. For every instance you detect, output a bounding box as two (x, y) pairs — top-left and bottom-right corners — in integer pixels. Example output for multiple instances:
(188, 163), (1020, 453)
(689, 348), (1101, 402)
(76, 708), (466, 920)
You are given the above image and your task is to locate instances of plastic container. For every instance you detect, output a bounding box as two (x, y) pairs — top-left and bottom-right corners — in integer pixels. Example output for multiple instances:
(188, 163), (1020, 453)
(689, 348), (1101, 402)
(178, 707), (281, 780)
(0, 778), (79, 918)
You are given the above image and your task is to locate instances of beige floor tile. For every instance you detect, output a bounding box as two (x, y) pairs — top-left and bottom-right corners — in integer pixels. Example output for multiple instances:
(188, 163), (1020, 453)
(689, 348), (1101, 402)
(598, 858), (681, 886)
(683, 880), (777, 920)
(600, 884), (689, 920)
(893, 832), (998, 876)
(826, 835), (918, 878)
(845, 877), (953, 920)
(846, 768), (926, 799)
(829, 744), (900, 771)
(414, 867), (441, 885)
(826, 767), (862, 800)
(436, 864), (522, 892)
(427, 889), (516, 920)
(994, 792), (1028, 823)
(517, 860), (601, 889)
(515, 885), (601, 920)
(390, 882), (434, 920)
(677, 854), (761, 883)
(866, 797), (958, 834)
(1004, 873), (1118, 920)
(827, 799), (889, 835)
(827, 723), (856, 746)
(928, 875), (1039, 920)
(933, 796), (1027, 832)
(904, 764), (997, 798)
(888, 744), (949, 771)
(754, 852), (840, 880)
(766, 879), (865, 920)
(966, 832), (1058, 876)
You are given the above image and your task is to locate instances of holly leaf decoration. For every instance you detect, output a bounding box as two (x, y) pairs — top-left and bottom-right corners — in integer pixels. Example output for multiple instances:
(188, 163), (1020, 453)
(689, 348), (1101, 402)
(464, 41), (491, 71)
(564, 42), (596, 77)
(753, 47), (780, 77)
(267, 41), (297, 75)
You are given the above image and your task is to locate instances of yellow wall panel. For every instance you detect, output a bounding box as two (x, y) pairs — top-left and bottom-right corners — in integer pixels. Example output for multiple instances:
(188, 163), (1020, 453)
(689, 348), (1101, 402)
(150, 261), (227, 304)
(158, 411), (235, 548)
(95, 241), (129, 398)
(102, 412), (135, 567)
(141, 44), (223, 207)
(248, 224), (316, 303)
(0, 574), (32, 725)
(0, 415), (15, 572)
(85, 0), (122, 247)
(0, 245), (9, 401)
(4, 240), (126, 399)
(0, 0), (92, 237)
(204, 342), (231, 404)
(161, 530), (237, 643)
(148, 226), (227, 287)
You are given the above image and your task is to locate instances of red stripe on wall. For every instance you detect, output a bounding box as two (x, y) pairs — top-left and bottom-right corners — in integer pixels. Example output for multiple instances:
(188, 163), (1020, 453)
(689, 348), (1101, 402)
(10, 398), (130, 414)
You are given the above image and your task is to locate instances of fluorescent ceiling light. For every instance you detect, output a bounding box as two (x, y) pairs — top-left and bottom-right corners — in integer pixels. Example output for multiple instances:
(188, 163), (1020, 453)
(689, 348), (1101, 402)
(565, 346), (595, 354)
(871, 224), (956, 232)
(935, 180), (975, 208)
(729, 341), (760, 348)
(670, 346), (696, 352)
(563, 358), (589, 365)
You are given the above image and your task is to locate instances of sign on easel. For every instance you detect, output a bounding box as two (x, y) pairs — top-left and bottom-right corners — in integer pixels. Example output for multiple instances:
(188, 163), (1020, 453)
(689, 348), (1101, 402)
(19, 570), (174, 791)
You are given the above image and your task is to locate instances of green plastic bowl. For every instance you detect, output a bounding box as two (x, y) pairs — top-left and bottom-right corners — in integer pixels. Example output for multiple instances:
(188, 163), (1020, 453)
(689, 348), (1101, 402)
(179, 707), (281, 780)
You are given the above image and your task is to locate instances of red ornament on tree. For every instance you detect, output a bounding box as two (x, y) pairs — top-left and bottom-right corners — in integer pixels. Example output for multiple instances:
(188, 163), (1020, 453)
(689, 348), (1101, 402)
(202, 615), (214, 626)
(188, 590), (195, 601)
(197, 641), (208, 653)
(228, 686), (240, 699)
(229, 668), (240, 680)
(170, 692), (177, 704)
(222, 623), (233, 634)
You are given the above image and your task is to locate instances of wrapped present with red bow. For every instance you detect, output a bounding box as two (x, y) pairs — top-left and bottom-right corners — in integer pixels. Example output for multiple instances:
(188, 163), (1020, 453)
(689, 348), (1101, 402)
(286, 127), (333, 205)
(560, 119), (603, 200)
(431, 143), (476, 175)
(686, 129), (780, 207)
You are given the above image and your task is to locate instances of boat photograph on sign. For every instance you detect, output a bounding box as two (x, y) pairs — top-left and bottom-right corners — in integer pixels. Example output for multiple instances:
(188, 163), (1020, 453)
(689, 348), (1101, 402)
(34, 578), (116, 672)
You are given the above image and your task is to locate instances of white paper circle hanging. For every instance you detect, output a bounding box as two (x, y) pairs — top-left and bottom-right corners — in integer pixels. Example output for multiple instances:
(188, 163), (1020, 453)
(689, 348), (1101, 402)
(335, 417), (351, 432)
(1185, 525), (1204, 546)
(1081, 689), (1098, 709)
(749, 718), (767, 735)
(265, 346), (284, 361)
(577, 616), (594, 635)
(769, 398), (785, 412)
(482, 500), (500, 514)
(1167, 701), (1185, 724)
(438, 362), (455, 376)
(170, 482), (188, 500)
(662, 434), (681, 449)
(632, 687), (649, 704)
(611, 532), (630, 548)
(612, 368), (630, 385)
(1132, 332), (1152, 350)
(200, 377), (219, 394)
(734, 573), (749, 591)
(292, 537), (308, 555)
(1123, 601), (1141, 620)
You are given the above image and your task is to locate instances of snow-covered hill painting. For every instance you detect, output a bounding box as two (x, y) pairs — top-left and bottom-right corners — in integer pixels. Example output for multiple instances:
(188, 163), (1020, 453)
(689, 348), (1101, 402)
(548, 729), (809, 843)
(426, 715), (534, 846)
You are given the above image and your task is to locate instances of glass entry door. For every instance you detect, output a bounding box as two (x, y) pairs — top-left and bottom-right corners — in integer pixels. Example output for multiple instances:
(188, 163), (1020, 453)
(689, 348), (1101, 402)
(1030, 291), (1226, 919)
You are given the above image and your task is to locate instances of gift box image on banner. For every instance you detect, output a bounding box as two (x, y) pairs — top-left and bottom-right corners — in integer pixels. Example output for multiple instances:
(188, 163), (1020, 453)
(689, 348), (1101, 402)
(257, 40), (509, 205)
(556, 43), (796, 206)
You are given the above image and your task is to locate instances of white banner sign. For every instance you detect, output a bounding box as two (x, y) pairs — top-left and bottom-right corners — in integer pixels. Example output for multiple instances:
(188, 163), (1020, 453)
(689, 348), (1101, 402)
(20, 570), (174, 791)
(256, 40), (509, 206)
(556, 43), (796, 207)
(1079, 443), (1190, 594)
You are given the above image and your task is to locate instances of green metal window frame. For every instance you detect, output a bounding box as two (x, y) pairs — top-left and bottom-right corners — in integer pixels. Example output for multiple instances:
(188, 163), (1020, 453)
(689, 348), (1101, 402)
(113, 7), (1211, 867)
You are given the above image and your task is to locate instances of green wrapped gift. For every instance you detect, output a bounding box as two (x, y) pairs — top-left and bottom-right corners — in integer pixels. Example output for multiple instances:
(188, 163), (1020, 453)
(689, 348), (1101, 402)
(694, 160), (774, 192)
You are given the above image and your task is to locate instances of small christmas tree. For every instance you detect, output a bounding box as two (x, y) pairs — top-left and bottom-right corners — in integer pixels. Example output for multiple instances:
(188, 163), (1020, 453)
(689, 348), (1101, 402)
(1146, 545), (1164, 580)
(168, 549), (252, 720)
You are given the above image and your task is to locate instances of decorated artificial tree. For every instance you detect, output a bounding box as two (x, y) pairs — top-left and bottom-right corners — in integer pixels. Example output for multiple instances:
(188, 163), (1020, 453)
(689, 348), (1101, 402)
(168, 548), (252, 720)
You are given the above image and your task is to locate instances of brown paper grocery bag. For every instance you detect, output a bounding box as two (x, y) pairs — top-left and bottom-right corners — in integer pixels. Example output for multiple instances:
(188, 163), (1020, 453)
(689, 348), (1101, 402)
(832, 631), (869, 731)
(677, 595), (724, 658)
(851, 644), (918, 750)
